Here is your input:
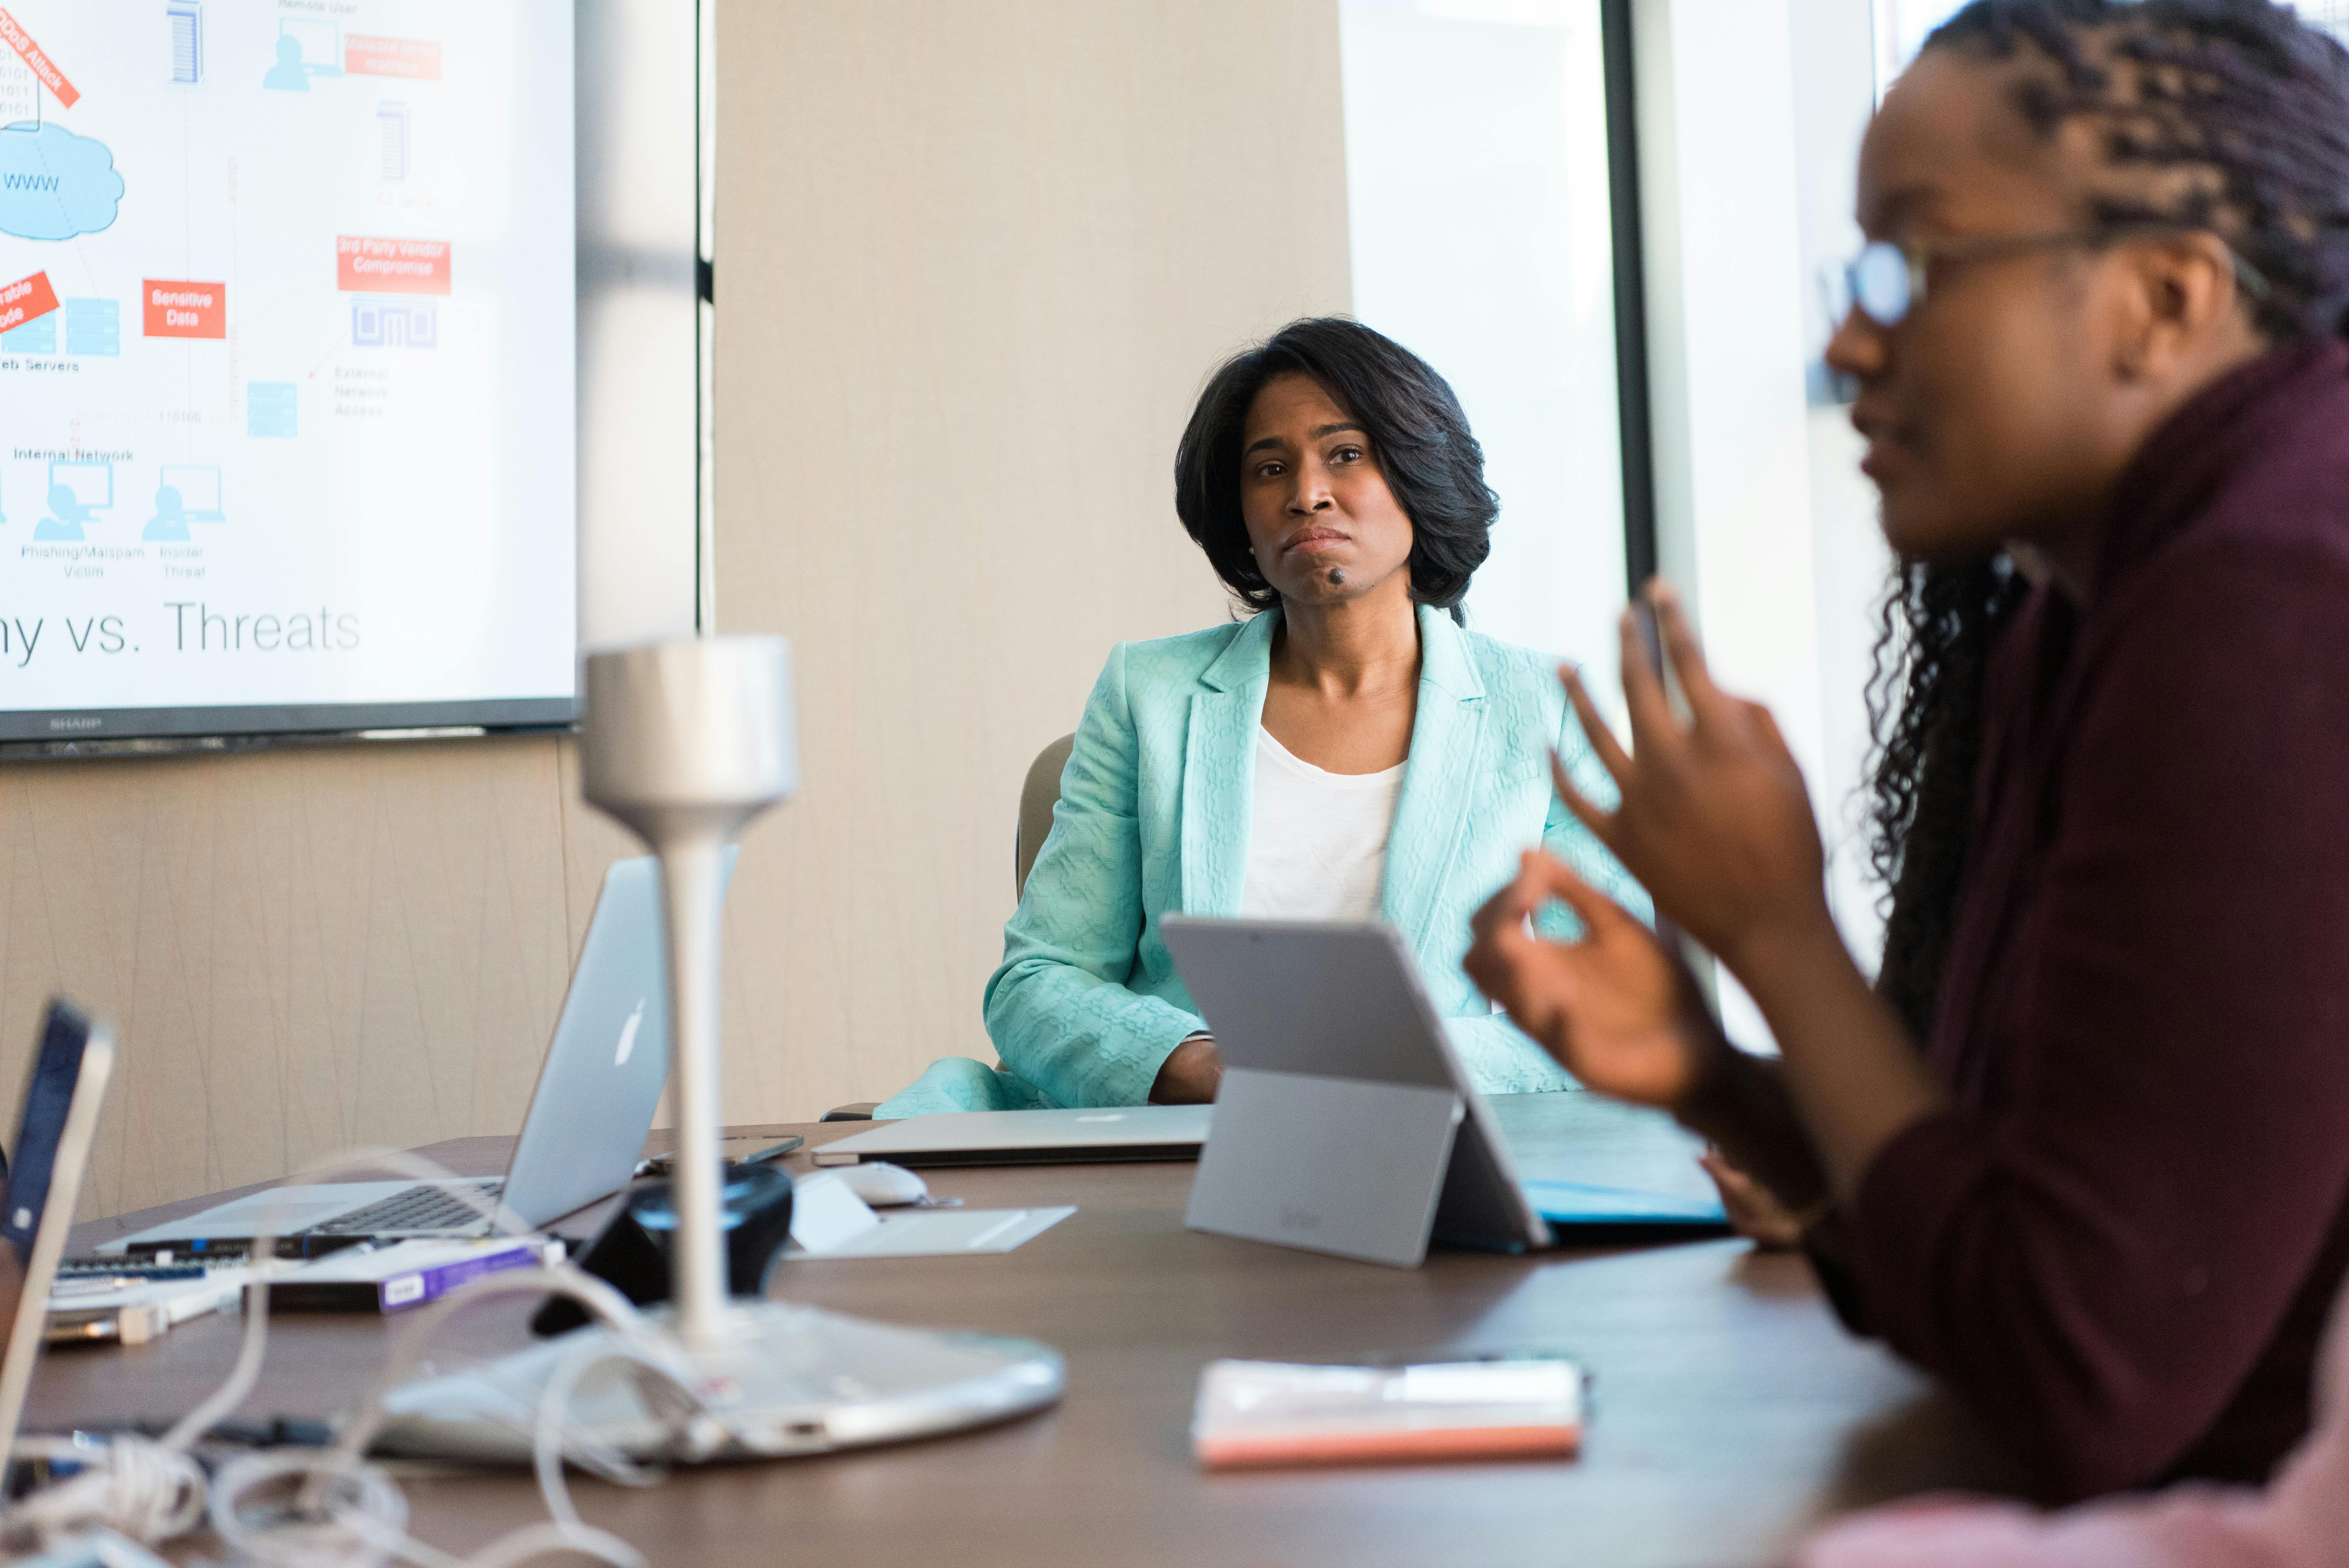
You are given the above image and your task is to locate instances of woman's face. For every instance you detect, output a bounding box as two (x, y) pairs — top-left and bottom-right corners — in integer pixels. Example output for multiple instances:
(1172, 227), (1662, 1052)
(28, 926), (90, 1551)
(1825, 48), (2201, 565)
(1237, 373), (1417, 610)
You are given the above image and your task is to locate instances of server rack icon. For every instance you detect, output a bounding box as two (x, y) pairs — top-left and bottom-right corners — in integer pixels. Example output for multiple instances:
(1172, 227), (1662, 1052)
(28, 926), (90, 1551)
(378, 102), (408, 181)
(168, 1), (201, 84)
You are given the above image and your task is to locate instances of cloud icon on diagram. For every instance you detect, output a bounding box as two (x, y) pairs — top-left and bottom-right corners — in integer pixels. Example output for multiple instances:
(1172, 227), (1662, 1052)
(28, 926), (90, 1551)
(0, 123), (124, 241)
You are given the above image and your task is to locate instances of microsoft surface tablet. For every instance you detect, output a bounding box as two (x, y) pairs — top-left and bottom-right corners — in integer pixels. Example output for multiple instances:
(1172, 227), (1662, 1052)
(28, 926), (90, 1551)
(1164, 917), (1546, 1265)
(1163, 918), (1725, 1267)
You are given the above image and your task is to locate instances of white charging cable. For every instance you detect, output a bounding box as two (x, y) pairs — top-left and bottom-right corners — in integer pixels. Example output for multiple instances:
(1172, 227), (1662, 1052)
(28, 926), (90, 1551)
(0, 1434), (207, 1548)
(4, 1145), (705, 1566)
(209, 1265), (672, 1568)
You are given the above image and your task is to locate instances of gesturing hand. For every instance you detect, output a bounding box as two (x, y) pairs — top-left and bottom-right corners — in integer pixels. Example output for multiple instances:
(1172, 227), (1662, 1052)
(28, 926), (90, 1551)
(1557, 583), (1834, 977)
(1699, 1148), (1807, 1249)
(1465, 851), (1730, 1111)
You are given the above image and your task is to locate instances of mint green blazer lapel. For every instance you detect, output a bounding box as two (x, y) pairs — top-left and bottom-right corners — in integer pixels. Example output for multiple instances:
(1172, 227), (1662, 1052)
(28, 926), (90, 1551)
(1180, 613), (1276, 917)
(1381, 604), (1489, 950)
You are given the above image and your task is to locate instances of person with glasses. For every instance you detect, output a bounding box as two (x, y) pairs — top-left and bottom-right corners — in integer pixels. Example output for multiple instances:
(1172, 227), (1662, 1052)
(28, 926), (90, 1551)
(1467, 0), (2349, 1504)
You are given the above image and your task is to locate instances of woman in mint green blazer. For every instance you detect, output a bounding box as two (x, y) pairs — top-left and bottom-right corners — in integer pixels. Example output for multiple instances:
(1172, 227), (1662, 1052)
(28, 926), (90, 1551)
(878, 320), (1645, 1116)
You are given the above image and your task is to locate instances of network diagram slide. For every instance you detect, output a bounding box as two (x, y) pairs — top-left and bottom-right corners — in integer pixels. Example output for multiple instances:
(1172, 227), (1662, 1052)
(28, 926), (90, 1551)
(0, 1), (576, 732)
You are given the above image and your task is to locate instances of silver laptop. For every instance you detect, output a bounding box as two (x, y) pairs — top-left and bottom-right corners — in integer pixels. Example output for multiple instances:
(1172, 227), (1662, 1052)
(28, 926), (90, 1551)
(104, 853), (731, 1256)
(811, 1105), (1210, 1168)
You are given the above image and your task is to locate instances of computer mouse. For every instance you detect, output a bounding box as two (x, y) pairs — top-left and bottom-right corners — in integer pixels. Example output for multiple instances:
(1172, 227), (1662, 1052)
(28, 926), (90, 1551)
(835, 1161), (930, 1208)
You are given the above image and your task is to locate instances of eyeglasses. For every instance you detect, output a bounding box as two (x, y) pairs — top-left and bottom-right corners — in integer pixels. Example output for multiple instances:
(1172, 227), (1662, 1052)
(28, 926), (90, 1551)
(1825, 225), (2270, 329)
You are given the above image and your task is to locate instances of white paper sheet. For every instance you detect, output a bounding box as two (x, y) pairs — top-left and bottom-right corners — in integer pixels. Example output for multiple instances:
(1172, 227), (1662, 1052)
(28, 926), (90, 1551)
(786, 1170), (884, 1254)
(784, 1206), (1075, 1260)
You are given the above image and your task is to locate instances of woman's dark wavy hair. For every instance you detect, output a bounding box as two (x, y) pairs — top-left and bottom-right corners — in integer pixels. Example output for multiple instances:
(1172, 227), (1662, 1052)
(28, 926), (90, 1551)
(1174, 318), (1495, 624)
(1867, 0), (2349, 1037)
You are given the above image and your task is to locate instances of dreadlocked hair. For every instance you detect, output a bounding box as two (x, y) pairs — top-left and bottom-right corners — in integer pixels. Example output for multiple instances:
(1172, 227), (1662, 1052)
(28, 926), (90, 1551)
(1866, 556), (2027, 1039)
(1926, 0), (2349, 342)
(1863, 0), (2349, 1039)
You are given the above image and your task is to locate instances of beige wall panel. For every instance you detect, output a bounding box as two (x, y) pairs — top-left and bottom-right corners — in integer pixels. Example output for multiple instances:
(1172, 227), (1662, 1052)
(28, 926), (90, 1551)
(0, 739), (593, 1218)
(712, 0), (1353, 1114)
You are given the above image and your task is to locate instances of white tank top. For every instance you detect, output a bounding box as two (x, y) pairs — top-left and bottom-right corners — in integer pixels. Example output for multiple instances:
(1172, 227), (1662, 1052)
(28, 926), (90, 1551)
(1237, 726), (1406, 922)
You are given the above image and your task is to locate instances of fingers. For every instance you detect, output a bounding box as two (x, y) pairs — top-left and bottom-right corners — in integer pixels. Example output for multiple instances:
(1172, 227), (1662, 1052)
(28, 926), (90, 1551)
(1549, 748), (1612, 840)
(1698, 1149), (1752, 1193)
(1616, 604), (1680, 756)
(1467, 852), (1546, 951)
(1468, 847), (1632, 951)
(1465, 856), (1547, 1007)
(1466, 851), (1606, 992)
(1743, 700), (1806, 775)
(1513, 846), (1624, 939)
(1558, 664), (1632, 785)
(1698, 1152), (1797, 1248)
(1699, 1152), (1750, 1212)
(1645, 581), (1731, 727)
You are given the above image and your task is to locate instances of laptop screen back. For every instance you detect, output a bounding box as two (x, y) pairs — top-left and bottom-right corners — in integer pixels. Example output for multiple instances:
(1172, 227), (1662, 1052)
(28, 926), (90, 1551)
(498, 849), (734, 1227)
(0, 1003), (114, 1463)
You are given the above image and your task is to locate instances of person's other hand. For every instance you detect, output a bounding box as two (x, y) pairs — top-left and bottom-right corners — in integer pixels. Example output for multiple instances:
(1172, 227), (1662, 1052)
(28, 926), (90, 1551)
(1150, 1035), (1223, 1103)
(1699, 1147), (1805, 1249)
(1558, 583), (1834, 975)
(1466, 850), (1729, 1110)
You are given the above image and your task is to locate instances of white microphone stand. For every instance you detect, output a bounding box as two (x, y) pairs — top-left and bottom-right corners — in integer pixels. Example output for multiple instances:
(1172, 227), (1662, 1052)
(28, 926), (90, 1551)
(367, 636), (1061, 1466)
(581, 636), (796, 1350)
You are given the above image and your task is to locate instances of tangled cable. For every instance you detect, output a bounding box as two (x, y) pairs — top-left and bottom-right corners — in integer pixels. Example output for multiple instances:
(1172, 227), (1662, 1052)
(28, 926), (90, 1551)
(1, 1432), (208, 1547)
(2, 1146), (706, 1567)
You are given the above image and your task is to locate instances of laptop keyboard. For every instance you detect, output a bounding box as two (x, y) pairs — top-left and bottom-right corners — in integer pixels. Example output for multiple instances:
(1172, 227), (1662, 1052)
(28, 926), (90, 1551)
(312, 1180), (504, 1236)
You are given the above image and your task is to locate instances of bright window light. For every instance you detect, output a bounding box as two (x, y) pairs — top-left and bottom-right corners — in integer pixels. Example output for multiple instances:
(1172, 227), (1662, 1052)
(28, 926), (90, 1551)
(1338, 0), (1627, 679)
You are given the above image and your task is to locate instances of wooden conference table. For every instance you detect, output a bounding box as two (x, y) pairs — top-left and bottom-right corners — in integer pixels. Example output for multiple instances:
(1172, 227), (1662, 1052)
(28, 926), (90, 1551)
(39, 1095), (2025, 1568)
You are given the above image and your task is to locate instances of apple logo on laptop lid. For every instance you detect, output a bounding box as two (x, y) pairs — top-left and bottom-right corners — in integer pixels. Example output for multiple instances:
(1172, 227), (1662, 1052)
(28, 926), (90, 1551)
(615, 998), (646, 1067)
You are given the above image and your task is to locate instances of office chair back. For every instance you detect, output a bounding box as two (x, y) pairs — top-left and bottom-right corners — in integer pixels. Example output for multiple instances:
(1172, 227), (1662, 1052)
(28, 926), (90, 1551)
(1016, 733), (1076, 900)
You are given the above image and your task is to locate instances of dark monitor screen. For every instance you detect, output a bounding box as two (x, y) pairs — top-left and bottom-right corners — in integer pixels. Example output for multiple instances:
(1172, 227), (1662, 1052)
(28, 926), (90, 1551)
(0, 1000), (100, 1472)
(0, 1005), (93, 1270)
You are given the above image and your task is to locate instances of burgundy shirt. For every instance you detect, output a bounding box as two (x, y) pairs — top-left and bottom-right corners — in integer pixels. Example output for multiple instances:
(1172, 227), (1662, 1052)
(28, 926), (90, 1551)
(1842, 341), (2349, 1501)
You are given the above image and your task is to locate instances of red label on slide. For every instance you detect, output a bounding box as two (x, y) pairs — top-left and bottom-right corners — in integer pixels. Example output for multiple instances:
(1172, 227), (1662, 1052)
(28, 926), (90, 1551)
(0, 270), (57, 335)
(143, 280), (226, 339)
(0, 9), (80, 109)
(346, 36), (441, 80)
(336, 235), (451, 295)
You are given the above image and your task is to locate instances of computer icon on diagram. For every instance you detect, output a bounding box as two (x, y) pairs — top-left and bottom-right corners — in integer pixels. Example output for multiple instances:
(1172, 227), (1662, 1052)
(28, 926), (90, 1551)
(37, 461), (110, 541)
(159, 464), (224, 522)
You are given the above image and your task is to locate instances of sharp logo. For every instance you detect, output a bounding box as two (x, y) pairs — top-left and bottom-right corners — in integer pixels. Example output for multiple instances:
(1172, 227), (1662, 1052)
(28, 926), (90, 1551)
(1279, 1207), (1321, 1232)
(614, 998), (646, 1066)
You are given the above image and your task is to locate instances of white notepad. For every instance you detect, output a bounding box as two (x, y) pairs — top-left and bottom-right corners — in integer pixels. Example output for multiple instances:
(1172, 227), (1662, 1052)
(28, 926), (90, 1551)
(786, 1206), (1075, 1260)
